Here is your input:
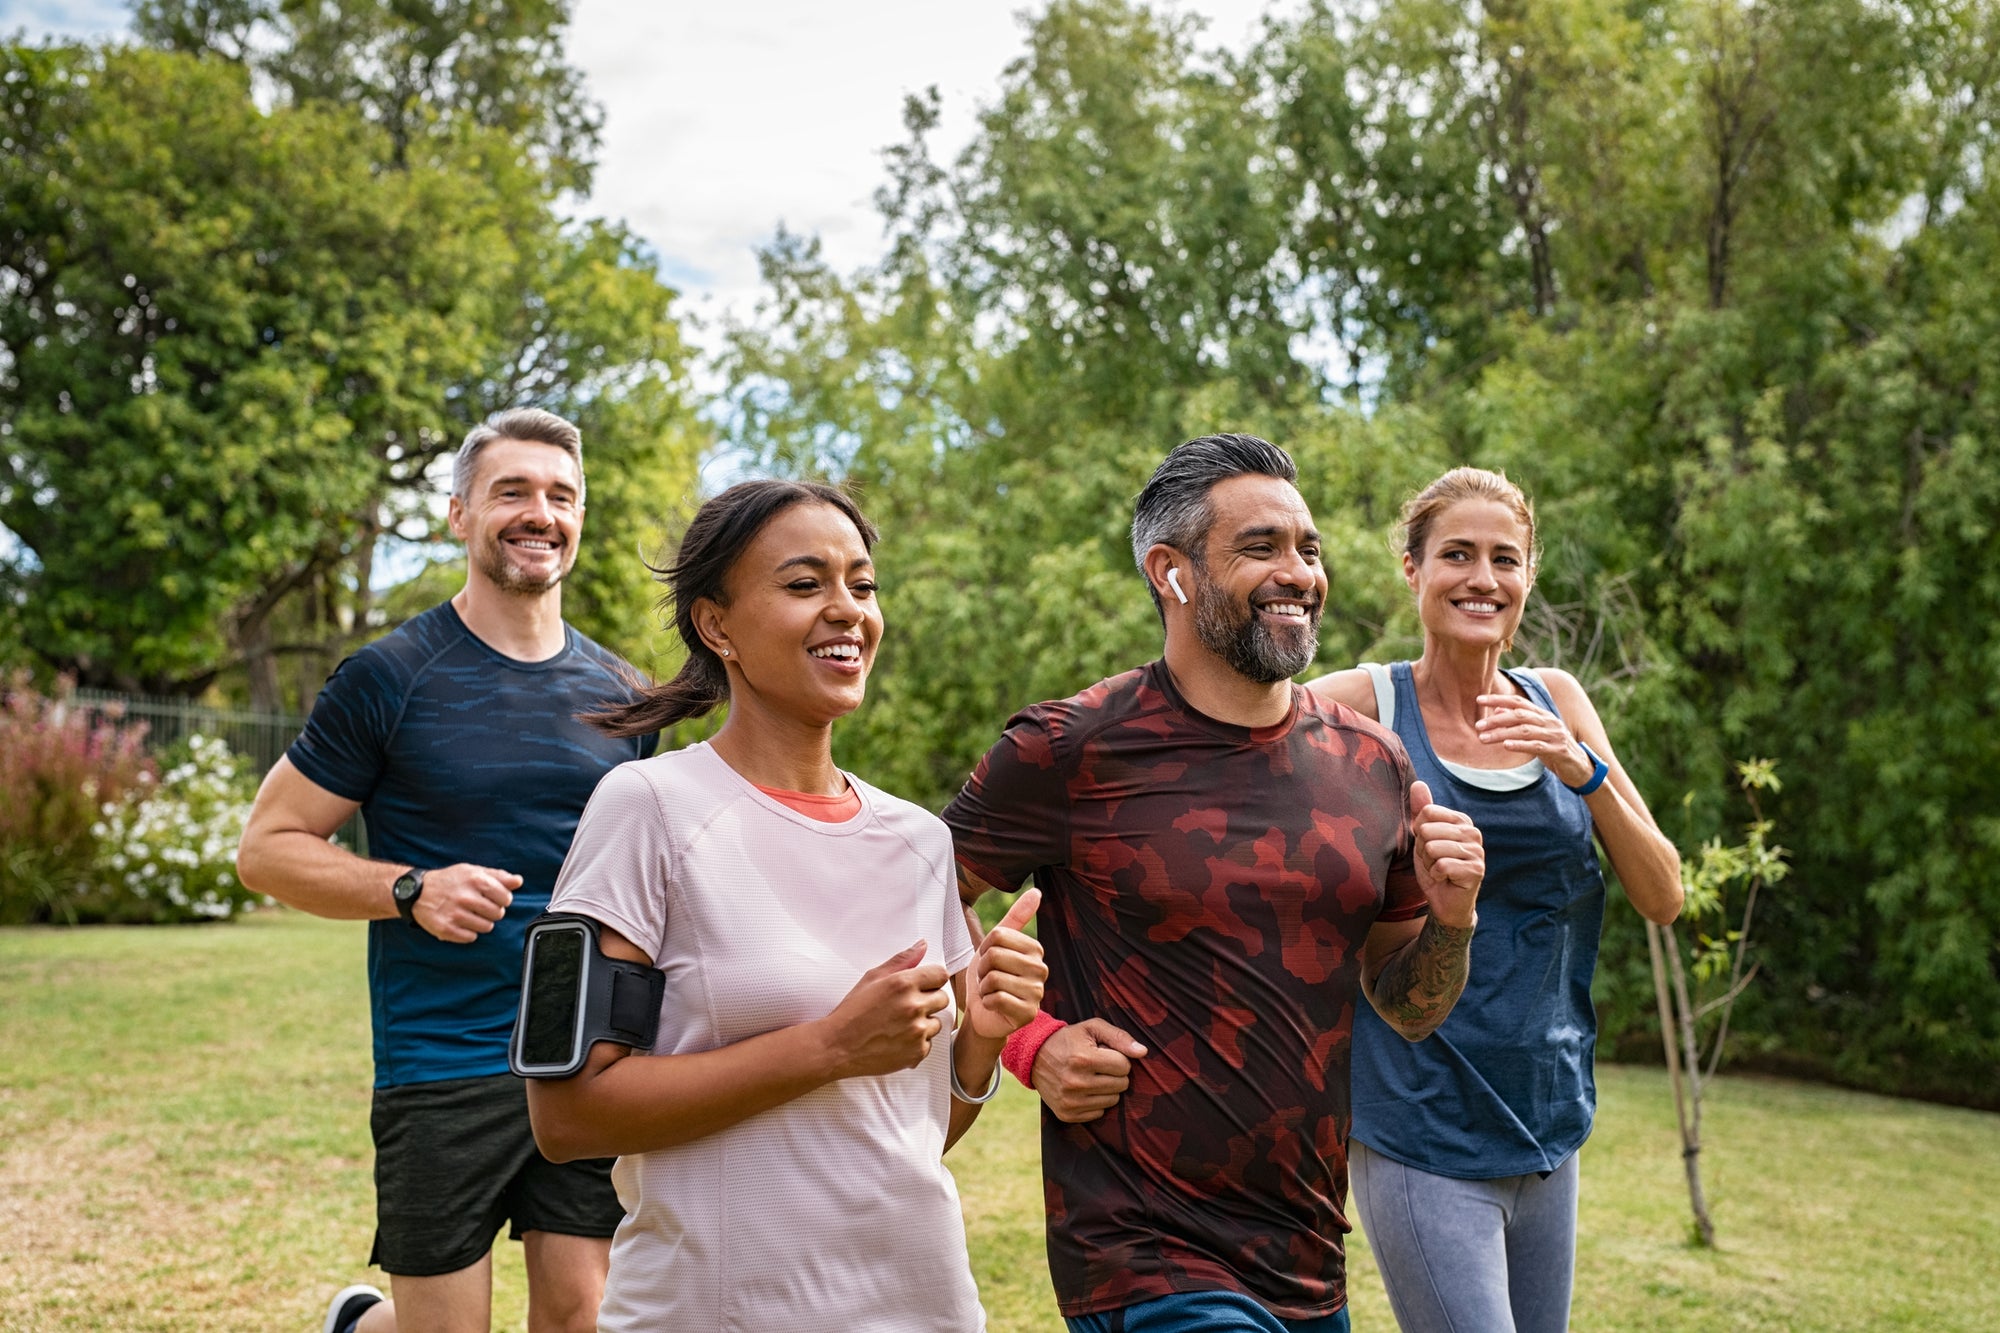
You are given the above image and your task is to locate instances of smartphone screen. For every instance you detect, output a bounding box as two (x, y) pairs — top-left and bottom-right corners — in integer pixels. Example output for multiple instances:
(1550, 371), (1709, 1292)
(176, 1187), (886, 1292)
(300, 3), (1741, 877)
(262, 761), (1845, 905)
(522, 925), (586, 1070)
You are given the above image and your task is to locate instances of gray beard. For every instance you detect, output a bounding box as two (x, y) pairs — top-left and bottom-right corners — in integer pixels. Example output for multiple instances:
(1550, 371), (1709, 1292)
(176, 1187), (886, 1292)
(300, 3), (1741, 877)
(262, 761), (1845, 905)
(1192, 575), (1321, 684)
(472, 533), (573, 595)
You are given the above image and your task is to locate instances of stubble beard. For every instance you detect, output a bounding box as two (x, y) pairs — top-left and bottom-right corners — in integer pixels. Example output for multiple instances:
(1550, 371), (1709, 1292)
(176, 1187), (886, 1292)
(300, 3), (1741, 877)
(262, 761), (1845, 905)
(473, 529), (574, 596)
(1191, 573), (1322, 684)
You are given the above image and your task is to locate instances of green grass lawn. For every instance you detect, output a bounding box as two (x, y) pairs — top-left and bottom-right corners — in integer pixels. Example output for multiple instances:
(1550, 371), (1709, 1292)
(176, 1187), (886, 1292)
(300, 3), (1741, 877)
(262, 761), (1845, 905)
(2, 910), (1996, 1331)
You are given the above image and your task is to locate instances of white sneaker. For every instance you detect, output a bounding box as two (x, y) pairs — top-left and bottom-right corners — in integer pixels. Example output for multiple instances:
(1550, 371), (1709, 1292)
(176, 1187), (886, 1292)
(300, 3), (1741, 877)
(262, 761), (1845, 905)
(322, 1283), (385, 1333)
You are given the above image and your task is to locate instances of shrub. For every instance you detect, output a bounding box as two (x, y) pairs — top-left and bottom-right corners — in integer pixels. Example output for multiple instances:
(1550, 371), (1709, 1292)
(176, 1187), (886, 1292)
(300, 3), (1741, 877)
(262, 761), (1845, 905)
(1, 678), (266, 925)
(80, 733), (265, 924)
(0, 675), (156, 924)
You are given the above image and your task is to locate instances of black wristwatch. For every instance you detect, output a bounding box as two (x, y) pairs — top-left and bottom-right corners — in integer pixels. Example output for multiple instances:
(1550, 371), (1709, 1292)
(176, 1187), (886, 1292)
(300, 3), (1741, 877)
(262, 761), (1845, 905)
(392, 868), (428, 929)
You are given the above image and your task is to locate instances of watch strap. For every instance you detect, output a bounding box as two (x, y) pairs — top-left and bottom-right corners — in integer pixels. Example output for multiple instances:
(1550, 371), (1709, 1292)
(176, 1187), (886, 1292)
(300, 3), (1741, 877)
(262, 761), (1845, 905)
(1568, 743), (1611, 796)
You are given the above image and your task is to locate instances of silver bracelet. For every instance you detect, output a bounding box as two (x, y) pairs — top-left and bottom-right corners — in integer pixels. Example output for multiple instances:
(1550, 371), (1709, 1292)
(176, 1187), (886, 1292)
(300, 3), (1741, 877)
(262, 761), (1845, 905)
(949, 1042), (1003, 1104)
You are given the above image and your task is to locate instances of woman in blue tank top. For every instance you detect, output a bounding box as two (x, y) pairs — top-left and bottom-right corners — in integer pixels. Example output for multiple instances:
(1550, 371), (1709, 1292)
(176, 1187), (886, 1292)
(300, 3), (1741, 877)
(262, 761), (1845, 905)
(1307, 468), (1684, 1333)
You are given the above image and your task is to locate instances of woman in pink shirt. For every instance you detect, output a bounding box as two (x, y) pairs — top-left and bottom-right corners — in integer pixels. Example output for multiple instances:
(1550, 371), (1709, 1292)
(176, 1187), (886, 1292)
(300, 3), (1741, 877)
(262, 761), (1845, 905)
(528, 480), (1044, 1332)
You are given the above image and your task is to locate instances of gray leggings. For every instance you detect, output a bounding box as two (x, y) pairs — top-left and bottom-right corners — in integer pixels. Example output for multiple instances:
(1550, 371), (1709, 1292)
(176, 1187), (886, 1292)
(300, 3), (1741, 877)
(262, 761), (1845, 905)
(1348, 1138), (1579, 1333)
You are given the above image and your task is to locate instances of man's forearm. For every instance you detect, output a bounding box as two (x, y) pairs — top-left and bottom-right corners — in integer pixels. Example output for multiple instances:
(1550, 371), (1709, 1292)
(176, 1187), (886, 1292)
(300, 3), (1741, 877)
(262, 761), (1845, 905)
(956, 862), (997, 907)
(237, 759), (396, 920)
(237, 828), (401, 920)
(1364, 915), (1475, 1041)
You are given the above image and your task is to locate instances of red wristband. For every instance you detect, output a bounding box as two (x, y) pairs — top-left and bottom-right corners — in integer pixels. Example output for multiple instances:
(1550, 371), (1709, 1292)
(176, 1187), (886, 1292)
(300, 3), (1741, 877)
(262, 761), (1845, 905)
(1002, 1010), (1066, 1087)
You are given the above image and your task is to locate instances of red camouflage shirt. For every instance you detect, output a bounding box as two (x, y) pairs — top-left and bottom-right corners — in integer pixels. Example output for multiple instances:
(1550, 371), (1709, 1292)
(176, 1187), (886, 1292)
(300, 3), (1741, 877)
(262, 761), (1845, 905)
(943, 661), (1425, 1319)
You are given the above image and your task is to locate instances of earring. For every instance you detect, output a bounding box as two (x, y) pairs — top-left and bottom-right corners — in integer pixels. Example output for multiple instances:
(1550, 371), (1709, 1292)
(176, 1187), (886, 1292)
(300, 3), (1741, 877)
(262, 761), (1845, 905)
(720, 649), (729, 657)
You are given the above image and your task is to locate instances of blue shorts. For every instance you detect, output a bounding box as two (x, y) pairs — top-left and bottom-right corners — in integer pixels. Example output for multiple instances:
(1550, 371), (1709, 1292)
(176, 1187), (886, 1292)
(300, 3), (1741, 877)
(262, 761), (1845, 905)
(1066, 1290), (1351, 1333)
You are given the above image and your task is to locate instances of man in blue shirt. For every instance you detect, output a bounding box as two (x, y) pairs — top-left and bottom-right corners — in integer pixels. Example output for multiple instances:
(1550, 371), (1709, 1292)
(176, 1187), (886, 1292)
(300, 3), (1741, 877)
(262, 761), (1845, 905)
(238, 408), (656, 1333)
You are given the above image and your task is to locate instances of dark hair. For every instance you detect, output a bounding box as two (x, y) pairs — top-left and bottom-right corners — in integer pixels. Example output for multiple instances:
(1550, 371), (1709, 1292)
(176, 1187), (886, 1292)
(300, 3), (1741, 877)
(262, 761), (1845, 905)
(1130, 433), (1298, 616)
(587, 480), (880, 738)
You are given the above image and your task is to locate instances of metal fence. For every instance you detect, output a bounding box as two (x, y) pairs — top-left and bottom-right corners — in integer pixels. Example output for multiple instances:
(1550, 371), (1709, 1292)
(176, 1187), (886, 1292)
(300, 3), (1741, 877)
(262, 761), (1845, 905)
(71, 688), (366, 853)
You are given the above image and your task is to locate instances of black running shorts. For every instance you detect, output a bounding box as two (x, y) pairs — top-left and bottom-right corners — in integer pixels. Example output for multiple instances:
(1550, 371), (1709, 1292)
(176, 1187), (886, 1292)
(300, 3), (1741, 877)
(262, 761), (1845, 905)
(368, 1072), (622, 1277)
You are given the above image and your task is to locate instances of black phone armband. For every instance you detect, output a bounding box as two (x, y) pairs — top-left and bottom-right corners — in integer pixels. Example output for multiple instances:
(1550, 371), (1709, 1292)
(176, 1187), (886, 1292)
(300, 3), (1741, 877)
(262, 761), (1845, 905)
(509, 912), (664, 1079)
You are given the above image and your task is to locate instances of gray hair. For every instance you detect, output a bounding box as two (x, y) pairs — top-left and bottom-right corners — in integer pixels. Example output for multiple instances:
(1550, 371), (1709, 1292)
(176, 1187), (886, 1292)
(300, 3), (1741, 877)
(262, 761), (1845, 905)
(1131, 433), (1298, 612)
(452, 408), (585, 503)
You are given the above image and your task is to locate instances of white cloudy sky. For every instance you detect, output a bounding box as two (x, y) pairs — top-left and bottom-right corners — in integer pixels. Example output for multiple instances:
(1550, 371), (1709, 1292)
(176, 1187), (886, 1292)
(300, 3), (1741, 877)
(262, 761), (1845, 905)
(2, 0), (1286, 327)
(567, 0), (1282, 326)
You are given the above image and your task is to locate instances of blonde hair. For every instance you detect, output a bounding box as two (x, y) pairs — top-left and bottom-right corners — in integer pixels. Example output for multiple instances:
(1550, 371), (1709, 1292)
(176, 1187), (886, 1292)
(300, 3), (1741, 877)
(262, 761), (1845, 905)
(1400, 466), (1539, 572)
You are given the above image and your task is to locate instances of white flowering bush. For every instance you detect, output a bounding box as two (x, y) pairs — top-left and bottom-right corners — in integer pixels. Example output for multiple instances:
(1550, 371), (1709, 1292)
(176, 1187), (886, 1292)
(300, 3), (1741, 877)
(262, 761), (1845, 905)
(83, 734), (268, 923)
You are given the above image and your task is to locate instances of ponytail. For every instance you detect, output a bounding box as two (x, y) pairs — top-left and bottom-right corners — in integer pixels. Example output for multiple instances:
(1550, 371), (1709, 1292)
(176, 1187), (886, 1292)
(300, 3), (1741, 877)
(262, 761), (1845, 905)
(586, 649), (729, 738)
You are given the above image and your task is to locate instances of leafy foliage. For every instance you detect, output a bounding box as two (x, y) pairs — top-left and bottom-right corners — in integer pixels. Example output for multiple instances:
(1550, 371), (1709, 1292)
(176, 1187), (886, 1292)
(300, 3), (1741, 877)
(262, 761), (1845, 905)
(1649, 758), (1791, 1245)
(720, 0), (2000, 1103)
(1679, 759), (1789, 983)
(0, 27), (703, 706)
(134, 0), (602, 189)
(1, 45), (488, 694)
(1, 676), (266, 924)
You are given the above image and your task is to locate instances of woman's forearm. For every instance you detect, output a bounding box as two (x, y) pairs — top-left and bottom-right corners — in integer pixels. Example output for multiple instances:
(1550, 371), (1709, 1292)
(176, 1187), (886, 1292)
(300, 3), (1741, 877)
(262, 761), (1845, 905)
(1532, 670), (1684, 925)
(1589, 782), (1684, 923)
(530, 923), (956, 1161)
(944, 1029), (1006, 1150)
(528, 1020), (843, 1162)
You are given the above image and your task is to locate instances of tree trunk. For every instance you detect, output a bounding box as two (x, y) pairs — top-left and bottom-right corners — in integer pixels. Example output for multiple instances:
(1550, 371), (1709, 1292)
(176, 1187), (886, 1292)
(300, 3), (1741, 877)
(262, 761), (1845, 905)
(1649, 920), (1717, 1246)
(232, 549), (336, 713)
(238, 602), (282, 714)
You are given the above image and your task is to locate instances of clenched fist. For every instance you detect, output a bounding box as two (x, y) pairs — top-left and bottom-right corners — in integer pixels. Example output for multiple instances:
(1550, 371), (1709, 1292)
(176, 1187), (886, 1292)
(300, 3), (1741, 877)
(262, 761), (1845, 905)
(412, 863), (520, 943)
(1409, 780), (1484, 929)
(820, 941), (953, 1079)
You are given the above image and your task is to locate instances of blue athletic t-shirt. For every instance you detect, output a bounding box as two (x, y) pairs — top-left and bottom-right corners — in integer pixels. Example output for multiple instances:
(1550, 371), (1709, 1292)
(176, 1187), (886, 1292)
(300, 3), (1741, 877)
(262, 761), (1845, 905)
(287, 600), (657, 1088)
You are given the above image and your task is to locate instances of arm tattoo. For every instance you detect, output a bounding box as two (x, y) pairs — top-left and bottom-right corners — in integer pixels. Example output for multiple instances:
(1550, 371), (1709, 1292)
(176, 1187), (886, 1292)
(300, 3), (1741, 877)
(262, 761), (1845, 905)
(956, 863), (992, 908)
(1366, 917), (1476, 1041)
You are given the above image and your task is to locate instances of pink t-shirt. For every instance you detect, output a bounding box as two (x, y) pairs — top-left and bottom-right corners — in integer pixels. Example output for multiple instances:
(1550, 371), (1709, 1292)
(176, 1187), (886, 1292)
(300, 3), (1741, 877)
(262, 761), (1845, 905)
(549, 742), (983, 1332)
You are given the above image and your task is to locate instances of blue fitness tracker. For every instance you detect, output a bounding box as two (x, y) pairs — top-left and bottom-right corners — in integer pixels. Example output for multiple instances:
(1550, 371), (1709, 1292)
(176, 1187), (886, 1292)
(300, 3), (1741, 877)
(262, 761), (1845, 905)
(1568, 743), (1611, 796)
(509, 912), (664, 1079)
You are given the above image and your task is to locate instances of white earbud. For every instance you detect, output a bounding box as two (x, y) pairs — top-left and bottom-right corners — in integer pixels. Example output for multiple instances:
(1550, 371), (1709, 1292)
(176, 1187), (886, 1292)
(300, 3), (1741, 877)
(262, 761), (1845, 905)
(1166, 567), (1189, 605)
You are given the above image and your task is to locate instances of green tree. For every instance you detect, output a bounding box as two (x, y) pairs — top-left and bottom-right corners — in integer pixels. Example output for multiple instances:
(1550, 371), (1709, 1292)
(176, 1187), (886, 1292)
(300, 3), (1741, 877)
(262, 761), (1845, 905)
(0, 36), (702, 707)
(721, 0), (2000, 1104)
(135, 0), (601, 189)
(2, 46), (465, 695)
(725, 1), (1341, 804)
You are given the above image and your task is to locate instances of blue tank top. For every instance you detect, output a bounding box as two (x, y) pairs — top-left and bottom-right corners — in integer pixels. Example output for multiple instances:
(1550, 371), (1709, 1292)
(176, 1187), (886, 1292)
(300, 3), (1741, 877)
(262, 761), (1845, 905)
(1349, 661), (1606, 1178)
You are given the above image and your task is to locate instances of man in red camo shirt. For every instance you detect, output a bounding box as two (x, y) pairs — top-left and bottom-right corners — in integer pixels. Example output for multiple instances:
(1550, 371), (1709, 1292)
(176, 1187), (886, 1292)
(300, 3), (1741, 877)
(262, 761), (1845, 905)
(943, 434), (1487, 1333)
